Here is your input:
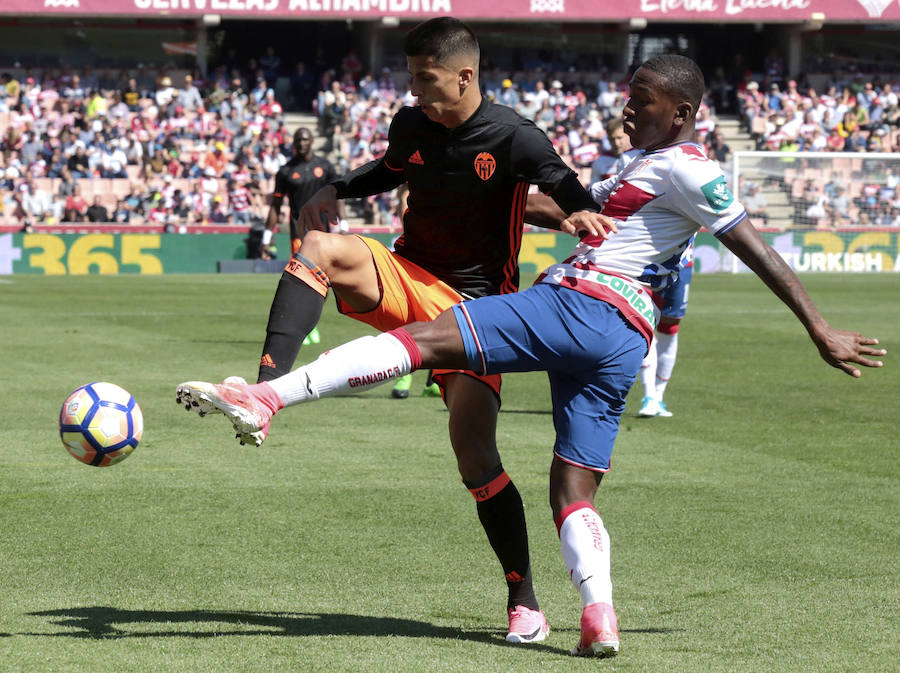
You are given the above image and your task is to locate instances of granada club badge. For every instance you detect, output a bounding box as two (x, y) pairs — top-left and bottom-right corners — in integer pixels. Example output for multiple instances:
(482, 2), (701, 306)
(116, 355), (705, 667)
(474, 152), (496, 181)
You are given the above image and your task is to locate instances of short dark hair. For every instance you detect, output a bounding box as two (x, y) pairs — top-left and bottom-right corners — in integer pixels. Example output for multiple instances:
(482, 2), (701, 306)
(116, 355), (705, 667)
(404, 17), (480, 69)
(641, 54), (705, 110)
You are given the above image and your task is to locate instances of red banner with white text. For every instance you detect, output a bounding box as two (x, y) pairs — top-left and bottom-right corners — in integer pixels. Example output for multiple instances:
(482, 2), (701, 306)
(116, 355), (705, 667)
(6, 0), (900, 22)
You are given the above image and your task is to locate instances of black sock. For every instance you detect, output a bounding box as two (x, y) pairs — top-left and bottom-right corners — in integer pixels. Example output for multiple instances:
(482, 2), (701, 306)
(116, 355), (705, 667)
(465, 465), (538, 611)
(257, 272), (325, 383)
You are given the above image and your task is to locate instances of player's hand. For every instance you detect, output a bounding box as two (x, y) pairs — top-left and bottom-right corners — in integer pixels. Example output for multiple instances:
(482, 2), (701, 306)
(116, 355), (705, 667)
(812, 326), (886, 377)
(298, 185), (339, 235)
(560, 210), (618, 240)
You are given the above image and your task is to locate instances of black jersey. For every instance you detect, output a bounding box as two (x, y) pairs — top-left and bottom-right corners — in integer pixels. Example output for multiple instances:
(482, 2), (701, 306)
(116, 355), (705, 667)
(336, 99), (596, 298)
(273, 154), (337, 239)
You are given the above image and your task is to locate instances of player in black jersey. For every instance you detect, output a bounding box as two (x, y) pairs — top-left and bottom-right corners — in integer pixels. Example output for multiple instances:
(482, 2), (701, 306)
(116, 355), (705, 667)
(233, 17), (615, 643)
(264, 127), (341, 257)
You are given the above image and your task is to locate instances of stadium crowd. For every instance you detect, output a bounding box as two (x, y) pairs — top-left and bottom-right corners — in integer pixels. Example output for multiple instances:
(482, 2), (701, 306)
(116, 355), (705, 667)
(737, 75), (900, 153)
(1, 54), (899, 232)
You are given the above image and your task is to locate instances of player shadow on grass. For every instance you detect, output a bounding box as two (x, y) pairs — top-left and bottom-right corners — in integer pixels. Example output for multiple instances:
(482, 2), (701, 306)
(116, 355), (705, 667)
(24, 607), (520, 649)
(25, 607), (680, 653)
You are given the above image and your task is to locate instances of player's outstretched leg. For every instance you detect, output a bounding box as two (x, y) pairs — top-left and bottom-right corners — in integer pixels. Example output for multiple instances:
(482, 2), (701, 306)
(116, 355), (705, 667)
(176, 378), (281, 446)
(177, 328), (421, 446)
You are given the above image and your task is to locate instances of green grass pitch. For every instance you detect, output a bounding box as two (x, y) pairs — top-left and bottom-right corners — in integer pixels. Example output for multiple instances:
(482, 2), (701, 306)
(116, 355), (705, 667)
(0, 272), (897, 673)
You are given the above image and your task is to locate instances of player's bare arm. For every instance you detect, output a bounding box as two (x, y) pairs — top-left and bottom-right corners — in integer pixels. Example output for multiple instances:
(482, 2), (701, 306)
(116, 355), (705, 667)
(525, 193), (618, 239)
(720, 219), (886, 377)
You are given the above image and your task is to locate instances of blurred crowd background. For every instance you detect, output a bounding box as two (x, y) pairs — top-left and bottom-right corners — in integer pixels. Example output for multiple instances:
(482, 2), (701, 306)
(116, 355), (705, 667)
(1, 17), (899, 234)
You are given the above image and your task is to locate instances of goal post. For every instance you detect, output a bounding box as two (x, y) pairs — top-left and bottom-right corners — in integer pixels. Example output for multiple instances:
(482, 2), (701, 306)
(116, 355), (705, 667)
(708, 150), (900, 274)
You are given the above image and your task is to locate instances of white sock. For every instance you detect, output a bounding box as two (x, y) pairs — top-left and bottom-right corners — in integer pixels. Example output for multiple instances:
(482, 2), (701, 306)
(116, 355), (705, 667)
(267, 333), (414, 407)
(639, 337), (657, 399)
(558, 503), (613, 607)
(655, 331), (678, 400)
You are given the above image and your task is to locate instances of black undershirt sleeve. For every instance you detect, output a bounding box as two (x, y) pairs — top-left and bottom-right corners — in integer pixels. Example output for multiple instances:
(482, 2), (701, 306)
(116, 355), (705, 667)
(330, 158), (406, 199)
(547, 171), (600, 215)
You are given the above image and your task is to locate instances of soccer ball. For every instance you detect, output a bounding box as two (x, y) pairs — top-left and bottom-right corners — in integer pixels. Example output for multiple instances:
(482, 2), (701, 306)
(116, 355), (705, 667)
(59, 382), (143, 467)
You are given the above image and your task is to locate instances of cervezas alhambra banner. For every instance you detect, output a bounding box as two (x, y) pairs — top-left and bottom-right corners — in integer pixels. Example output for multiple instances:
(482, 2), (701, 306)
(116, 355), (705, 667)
(8, 0), (900, 21)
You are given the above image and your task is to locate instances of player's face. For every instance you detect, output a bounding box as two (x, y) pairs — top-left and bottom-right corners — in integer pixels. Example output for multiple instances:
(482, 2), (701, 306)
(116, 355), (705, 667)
(293, 129), (313, 157)
(622, 68), (686, 151)
(608, 127), (631, 157)
(407, 55), (471, 128)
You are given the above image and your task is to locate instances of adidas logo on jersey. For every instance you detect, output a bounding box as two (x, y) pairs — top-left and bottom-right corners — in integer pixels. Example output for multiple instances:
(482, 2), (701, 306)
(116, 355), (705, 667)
(408, 150), (424, 165)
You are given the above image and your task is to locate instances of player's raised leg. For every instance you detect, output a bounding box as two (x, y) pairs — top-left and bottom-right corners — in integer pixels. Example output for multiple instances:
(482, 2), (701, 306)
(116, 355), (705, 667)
(177, 324), (428, 442)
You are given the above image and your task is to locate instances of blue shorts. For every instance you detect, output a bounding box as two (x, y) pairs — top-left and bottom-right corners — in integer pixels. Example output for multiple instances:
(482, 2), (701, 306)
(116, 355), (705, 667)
(660, 264), (692, 320)
(452, 283), (646, 472)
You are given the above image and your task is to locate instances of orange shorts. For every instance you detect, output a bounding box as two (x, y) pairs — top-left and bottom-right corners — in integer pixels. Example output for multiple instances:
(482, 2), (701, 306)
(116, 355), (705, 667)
(336, 236), (502, 398)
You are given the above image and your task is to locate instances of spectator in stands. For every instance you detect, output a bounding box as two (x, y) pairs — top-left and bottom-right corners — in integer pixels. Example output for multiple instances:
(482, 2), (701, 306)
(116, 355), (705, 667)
(826, 184), (852, 224)
(260, 46), (281, 88)
(1, 73), (20, 111)
(320, 91), (343, 154)
(46, 148), (66, 178)
(122, 77), (142, 111)
(18, 177), (53, 225)
(694, 106), (716, 142)
(228, 178), (252, 224)
(86, 194), (109, 222)
(844, 127), (867, 152)
(102, 138), (129, 178)
(63, 183), (88, 221)
(146, 193), (167, 224)
(204, 141), (228, 177)
(798, 180), (828, 228)
(54, 167), (74, 200)
(825, 126), (845, 151)
(498, 79), (520, 108)
(86, 90), (107, 119)
(146, 148), (168, 180)
(376, 67), (395, 96)
(290, 61), (316, 111)
(340, 48), (363, 83)
(251, 77), (273, 106)
(358, 71), (378, 101)
(596, 81), (620, 120)
(19, 131), (41, 166)
(112, 198), (131, 223)
(178, 74), (203, 111)
(259, 89), (283, 118)
(705, 130), (730, 164)
(209, 194), (228, 223)
(742, 182), (769, 225)
(67, 143), (90, 178)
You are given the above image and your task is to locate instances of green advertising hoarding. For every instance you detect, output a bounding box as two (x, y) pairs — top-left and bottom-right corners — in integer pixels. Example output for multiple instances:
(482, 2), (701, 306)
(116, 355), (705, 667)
(1, 230), (898, 275)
